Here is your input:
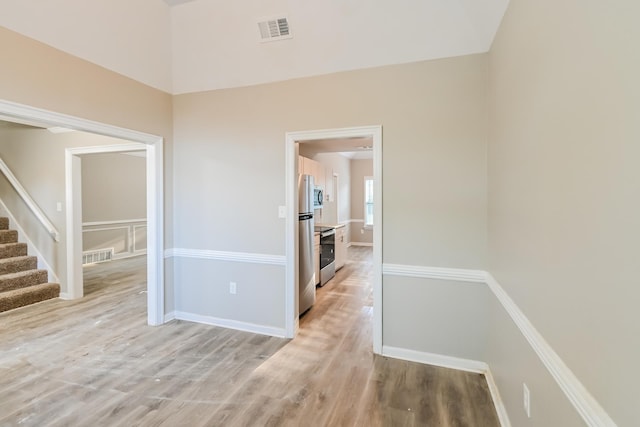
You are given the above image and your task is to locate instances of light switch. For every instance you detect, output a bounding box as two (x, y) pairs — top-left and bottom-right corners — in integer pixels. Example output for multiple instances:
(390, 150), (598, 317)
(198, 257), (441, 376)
(278, 206), (286, 218)
(56, 202), (63, 212)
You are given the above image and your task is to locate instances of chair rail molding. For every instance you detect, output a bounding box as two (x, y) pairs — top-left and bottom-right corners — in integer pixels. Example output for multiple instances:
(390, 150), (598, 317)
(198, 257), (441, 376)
(383, 262), (617, 427)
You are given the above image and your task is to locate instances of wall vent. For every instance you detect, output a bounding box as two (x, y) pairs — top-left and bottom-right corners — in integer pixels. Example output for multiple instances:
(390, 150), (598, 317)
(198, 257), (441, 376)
(83, 248), (114, 265)
(257, 17), (292, 42)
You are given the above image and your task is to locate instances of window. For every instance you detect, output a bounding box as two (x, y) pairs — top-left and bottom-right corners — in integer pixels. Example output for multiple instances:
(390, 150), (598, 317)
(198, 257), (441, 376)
(364, 176), (374, 227)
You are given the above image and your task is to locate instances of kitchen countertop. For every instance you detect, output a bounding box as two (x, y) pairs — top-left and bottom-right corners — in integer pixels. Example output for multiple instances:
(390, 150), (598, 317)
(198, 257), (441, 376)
(315, 223), (346, 229)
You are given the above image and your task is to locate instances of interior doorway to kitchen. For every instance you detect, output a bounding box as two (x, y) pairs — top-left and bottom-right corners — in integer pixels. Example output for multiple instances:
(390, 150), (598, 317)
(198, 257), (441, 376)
(284, 125), (382, 354)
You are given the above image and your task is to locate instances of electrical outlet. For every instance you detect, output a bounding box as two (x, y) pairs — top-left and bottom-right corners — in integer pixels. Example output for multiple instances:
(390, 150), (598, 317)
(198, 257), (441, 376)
(229, 282), (237, 295)
(523, 383), (531, 418)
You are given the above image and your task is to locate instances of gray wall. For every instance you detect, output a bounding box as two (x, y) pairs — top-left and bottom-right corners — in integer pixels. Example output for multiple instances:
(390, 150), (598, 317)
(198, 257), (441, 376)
(349, 159), (373, 244)
(173, 54), (489, 345)
(487, 0), (639, 425)
(81, 153), (146, 257)
(82, 153), (146, 222)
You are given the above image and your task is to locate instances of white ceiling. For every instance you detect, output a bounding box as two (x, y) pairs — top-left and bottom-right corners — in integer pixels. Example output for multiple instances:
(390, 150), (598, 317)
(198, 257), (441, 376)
(299, 137), (373, 160)
(0, 0), (509, 94)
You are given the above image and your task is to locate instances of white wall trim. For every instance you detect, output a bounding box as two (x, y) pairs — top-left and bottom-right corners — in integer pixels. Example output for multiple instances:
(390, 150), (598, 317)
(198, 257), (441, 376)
(83, 219), (147, 259)
(0, 100), (160, 145)
(381, 262), (614, 427)
(484, 369), (513, 427)
(165, 248), (286, 266)
(132, 225), (147, 253)
(382, 345), (488, 374)
(164, 311), (176, 323)
(382, 263), (486, 283)
(174, 311), (286, 338)
(485, 274), (616, 427)
(82, 218), (146, 226)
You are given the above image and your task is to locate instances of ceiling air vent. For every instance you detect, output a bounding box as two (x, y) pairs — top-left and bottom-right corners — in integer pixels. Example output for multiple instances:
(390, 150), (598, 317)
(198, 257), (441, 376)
(257, 17), (292, 42)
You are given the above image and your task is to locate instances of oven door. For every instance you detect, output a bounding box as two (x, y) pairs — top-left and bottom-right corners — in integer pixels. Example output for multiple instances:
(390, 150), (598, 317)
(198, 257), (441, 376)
(319, 229), (335, 269)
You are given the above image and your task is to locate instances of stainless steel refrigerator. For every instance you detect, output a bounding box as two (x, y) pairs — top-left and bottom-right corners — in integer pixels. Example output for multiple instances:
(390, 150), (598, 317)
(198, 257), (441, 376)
(298, 174), (316, 315)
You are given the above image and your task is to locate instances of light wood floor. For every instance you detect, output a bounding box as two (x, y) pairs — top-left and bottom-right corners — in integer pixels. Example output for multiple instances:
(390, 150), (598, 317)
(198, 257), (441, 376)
(0, 248), (500, 426)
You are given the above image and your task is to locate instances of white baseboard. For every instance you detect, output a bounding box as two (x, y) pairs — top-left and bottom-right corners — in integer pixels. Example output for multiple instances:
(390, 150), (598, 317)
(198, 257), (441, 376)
(484, 368), (512, 427)
(163, 311), (176, 323)
(174, 310), (286, 338)
(382, 345), (488, 374)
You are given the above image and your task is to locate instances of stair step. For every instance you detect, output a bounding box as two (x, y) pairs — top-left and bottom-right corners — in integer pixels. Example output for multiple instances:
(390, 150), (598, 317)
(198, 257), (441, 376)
(0, 230), (18, 244)
(0, 282), (60, 313)
(0, 217), (8, 230)
(0, 243), (28, 259)
(0, 256), (38, 275)
(0, 269), (48, 293)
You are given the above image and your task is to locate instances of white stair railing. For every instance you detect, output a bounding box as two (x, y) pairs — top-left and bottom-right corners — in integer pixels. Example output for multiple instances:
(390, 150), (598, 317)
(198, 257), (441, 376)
(0, 158), (60, 242)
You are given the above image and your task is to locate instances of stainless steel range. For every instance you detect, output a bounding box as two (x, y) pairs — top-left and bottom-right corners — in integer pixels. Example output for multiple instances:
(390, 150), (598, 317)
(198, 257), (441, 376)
(315, 226), (335, 286)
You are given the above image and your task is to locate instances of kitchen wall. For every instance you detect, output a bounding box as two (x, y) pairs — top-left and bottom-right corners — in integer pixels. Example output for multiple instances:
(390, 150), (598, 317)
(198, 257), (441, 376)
(172, 54), (488, 354)
(310, 152), (351, 230)
(349, 159), (373, 245)
(82, 153), (147, 258)
(0, 27), (173, 308)
(487, 0), (639, 425)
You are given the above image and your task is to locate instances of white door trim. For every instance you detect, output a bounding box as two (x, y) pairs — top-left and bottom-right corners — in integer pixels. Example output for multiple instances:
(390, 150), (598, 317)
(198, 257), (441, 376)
(0, 99), (165, 326)
(285, 125), (383, 354)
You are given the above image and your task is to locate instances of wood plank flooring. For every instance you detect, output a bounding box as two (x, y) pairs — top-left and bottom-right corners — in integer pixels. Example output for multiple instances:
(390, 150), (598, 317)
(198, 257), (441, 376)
(0, 249), (500, 426)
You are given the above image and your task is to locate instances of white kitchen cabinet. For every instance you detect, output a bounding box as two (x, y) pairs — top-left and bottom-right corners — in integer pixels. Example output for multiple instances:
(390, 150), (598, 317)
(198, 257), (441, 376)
(314, 162), (325, 190)
(335, 226), (347, 270)
(298, 156), (328, 191)
(314, 232), (320, 285)
(324, 167), (334, 202)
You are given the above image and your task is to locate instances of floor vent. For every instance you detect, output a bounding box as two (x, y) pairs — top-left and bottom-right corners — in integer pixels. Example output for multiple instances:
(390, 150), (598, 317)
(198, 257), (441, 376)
(83, 248), (114, 265)
(257, 17), (292, 42)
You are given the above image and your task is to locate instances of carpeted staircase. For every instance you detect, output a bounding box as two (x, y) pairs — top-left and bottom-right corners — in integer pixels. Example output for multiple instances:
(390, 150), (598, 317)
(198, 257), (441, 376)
(0, 217), (60, 313)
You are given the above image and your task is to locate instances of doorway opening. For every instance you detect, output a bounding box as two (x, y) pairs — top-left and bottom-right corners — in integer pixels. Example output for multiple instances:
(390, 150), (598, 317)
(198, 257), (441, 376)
(285, 126), (382, 354)
(78, 149), (148, 302)
(0, 99), (164, 326)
